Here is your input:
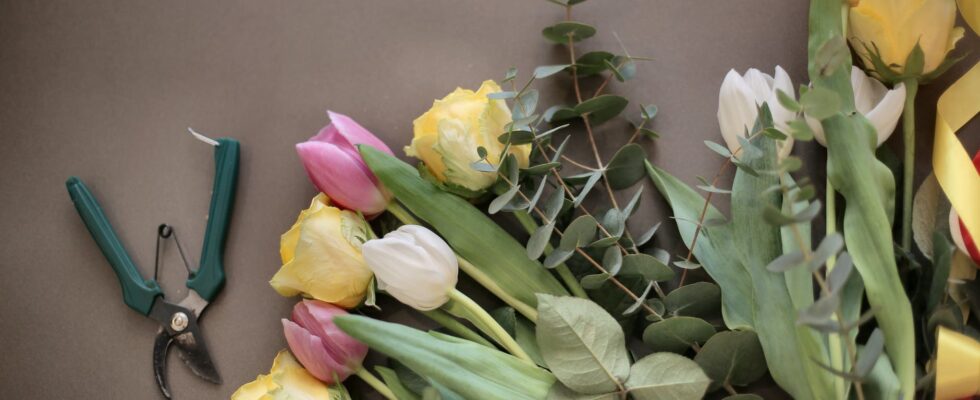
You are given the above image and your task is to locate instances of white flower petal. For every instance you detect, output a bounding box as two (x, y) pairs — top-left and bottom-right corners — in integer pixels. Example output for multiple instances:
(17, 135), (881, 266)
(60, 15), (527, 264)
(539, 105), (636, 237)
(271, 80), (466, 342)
(718, 69), (761, 154)
(865, 82), (906, 146)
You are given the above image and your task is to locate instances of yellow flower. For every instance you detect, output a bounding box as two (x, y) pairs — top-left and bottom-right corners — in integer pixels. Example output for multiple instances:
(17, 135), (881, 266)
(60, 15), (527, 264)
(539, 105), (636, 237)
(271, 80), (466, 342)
(849, 0), (964, 76)
(271, 194), (373, 309)
(232, 350), (349, 400)
(408, 80), (531, 192)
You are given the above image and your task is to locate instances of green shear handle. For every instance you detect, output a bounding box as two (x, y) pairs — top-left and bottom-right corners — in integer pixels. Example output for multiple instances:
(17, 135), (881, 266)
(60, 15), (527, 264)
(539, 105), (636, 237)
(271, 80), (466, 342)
(66, 176), (162, 315)
(187, 138), (239, 302)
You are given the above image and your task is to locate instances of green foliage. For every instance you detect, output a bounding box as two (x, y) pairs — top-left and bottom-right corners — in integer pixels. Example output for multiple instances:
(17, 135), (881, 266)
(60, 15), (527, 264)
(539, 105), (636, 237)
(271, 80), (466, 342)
(694, 331), (768, 391)
(574, 95), (629, 125)
(624, 353), (711, 399)
(536, 294), (630, 394)
(605, 144), (647, 189)
(642, 317), (716, 353)
(335, 316), (555, 400)
(542, 21), (597, 44)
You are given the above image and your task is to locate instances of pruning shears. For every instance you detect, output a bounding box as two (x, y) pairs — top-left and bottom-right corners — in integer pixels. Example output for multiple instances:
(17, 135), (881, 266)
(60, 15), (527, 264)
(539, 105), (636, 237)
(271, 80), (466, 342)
(65, 130), (239, 398)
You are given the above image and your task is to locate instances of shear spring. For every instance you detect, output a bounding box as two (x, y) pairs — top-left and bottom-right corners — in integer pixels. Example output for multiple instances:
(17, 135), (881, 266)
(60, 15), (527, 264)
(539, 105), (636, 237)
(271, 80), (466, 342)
(154, 224), (195, 281)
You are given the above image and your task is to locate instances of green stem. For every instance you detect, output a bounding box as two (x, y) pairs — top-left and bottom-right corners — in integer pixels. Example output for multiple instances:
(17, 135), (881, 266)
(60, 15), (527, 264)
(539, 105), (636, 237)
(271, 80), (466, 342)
(355, 368), (396, 400)
(514, 211), (588, 298)
(825, 177), (845, 397)
(421, 308), (495, 348)
(900, 79), (919, 253)
(387, 201), (539, 321)
(447, 289), (534, 364)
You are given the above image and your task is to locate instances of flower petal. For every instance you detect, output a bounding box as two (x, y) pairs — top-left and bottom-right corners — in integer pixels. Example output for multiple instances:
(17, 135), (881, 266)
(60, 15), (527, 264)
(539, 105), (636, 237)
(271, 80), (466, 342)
(296, 141), (389, 215)
(282, 319), (352, 384)
(865, 82), (906, 146)
(718, 69), (760, 154)
(324, 110), (394, 156)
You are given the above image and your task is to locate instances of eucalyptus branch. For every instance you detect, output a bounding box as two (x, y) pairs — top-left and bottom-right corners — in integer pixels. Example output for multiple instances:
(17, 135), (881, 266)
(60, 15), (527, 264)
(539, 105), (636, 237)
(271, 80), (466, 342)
(776, 174), (864, 400)
(497, 172), (661, 317)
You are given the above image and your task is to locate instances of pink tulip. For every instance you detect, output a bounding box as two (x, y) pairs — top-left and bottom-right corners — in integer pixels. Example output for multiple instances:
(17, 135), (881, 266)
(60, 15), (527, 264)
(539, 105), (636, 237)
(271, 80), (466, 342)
(282, 299), (368, 384)
(296, 111), (394, 216)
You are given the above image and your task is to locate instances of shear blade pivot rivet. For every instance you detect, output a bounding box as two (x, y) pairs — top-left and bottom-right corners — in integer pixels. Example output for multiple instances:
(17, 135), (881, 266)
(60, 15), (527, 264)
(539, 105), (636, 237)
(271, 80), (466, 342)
(171, 312), (189, 332)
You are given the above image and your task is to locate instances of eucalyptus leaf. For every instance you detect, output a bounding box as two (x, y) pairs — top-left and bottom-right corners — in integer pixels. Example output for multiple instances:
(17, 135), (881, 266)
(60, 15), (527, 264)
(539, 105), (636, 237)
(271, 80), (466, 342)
(528, 221), (555, 259)
(534, 64), (572, 79)
(623, 281), (654, 315)
(854, 329), (885, 378)
(545, 105), (580, 123)
(642, 317), (716, 354)
(664, 282), (721, 318)
(542, 21), (597, 44)
(625, 353), (711, 400)
(560, 215), (598, 250)
(606, 144), (647, 190)
(634, 223), (661, 247)
(489, 184), (521, 214)
(574, 95), (628, 125)
(621, 253), (674, 282)
(694, 331), (767, 389)
(799, 86), (840, 120)
(580, 273), (611, 290)
(498, 130), (536, 145)
(574, 171), (603, 207)
(536, 294), (630, 394)
(546, 384), (617, 400)
(602, 246), (623, 276)
(575, 51), (615, 76)
(704, 140), (733, 158)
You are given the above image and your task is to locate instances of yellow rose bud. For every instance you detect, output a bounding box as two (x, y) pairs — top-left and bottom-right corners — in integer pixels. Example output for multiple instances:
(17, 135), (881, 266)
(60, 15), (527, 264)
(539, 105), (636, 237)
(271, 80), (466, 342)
(407, 80), (531, 192)
(232, 350), (348, 400)
(271, 193), (373, 308)
(849, 0), (965, 76)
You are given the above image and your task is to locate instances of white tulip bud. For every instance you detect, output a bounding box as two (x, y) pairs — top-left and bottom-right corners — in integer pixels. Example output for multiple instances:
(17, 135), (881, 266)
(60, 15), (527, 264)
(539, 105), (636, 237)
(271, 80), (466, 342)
(717, 66), (797, 159)
(807, 66), (906, 148)
(361, 225), (459, 310)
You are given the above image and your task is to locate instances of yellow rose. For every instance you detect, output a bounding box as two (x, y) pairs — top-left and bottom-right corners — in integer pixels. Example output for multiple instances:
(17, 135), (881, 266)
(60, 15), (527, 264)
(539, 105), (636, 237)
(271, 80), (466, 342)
(232, 350), (349, 400)
(270, 193), (373, 309)
(849, 0), (964, 76)
(407, 80), (531, 192)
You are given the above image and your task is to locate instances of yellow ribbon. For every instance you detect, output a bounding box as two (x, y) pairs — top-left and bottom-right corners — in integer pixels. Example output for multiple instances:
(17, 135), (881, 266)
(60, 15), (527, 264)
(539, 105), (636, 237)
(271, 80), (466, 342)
(935, 327), (980, 400)
(934, 2), (980, 247)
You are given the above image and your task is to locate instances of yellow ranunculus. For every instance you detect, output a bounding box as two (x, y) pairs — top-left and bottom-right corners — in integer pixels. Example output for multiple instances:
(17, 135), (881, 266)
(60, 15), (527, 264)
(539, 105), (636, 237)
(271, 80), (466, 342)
(232, 350), (349, 400)
(270, 193), (373, 309)
(849, 0), (964, 76)
(407, 80), (531, 192)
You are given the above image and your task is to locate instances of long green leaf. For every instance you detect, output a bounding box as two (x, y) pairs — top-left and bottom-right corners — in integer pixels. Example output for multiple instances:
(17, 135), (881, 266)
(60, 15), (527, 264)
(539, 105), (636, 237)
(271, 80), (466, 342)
(808, 1), (914, 396)
(729, 133), (833, 400)
(645, 162), (754, 330)
(360, 147), (569, 316)
(335, 315), (555, 400)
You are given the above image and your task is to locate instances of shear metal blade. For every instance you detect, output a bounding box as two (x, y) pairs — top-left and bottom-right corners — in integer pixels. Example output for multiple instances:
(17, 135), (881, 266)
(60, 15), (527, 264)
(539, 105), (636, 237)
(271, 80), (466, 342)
(153, 330), (174, 399)
(172, 328), (222, 384)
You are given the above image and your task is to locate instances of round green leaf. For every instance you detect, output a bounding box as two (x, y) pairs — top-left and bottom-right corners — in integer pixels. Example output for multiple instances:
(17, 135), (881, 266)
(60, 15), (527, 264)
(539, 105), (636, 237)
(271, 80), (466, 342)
(642, 316), (716, 353)
(624, 353), (711, 400)
(606, 144), (647, 190)
(620, 253), (674, 282)
(575, 51), (615, 76)
(542, 21), (597, 44)
(574, 95), (628, 125)
(694, 331), (767, 389)
(664, 281), (721, 318)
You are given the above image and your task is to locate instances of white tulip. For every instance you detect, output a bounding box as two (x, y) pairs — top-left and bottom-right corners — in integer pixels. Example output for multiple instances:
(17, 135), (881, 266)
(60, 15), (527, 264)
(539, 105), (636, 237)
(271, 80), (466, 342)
(718, 66), (797, 160)
(808, 66), (906, 147)
(361, 225), (458, 310)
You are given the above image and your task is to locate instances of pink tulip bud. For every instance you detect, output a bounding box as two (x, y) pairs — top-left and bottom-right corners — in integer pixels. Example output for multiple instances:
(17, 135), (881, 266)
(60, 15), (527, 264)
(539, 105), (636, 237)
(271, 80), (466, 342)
(296, 111), (394, 216)
(282, 299), (368, 384)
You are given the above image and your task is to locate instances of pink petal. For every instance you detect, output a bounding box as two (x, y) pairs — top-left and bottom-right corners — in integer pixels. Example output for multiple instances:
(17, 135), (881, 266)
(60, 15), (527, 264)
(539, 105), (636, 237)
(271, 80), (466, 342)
(325, 110), (394, 156)
(295, 141), (389, 215)
(282, 319), (353, 384)
(294, 301), (368, 370)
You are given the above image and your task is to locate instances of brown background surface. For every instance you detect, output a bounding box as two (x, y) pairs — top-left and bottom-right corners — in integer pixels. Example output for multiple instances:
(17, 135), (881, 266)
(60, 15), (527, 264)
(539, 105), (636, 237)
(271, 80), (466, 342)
(1, 1), (977, 399)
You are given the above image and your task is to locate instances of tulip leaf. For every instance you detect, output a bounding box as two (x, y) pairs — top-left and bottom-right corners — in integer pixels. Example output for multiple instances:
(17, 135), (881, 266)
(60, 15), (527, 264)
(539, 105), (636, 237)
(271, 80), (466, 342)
(641, 317), (716, 354)
(625, 353), (711, 400)
(693, 330), (768, 390)
(813, 35), (848, 78)
(605, 144), (647, 190)
(646, 163), (754, 330)
(335, 315), (555, 400)
(360, 147), (568, 317)
(664, 282), (721, 318)
(376, 366), (422, 400)
(536, 294), (630, 394)
(575, 51), (615, 77)
(534, 64), (572, 79)
(574, 95), (628, 125)
(799, 86), (840, 120)
(542, 21), (597, 44)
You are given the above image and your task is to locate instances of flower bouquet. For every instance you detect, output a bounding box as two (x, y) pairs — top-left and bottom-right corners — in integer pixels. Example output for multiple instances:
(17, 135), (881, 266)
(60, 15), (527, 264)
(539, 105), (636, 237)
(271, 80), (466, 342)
(233, 0), (980, 399)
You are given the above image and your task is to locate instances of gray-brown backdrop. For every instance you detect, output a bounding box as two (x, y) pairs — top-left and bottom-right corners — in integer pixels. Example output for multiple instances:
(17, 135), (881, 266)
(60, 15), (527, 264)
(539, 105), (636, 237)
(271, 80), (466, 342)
(1, 1), (977, 399)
